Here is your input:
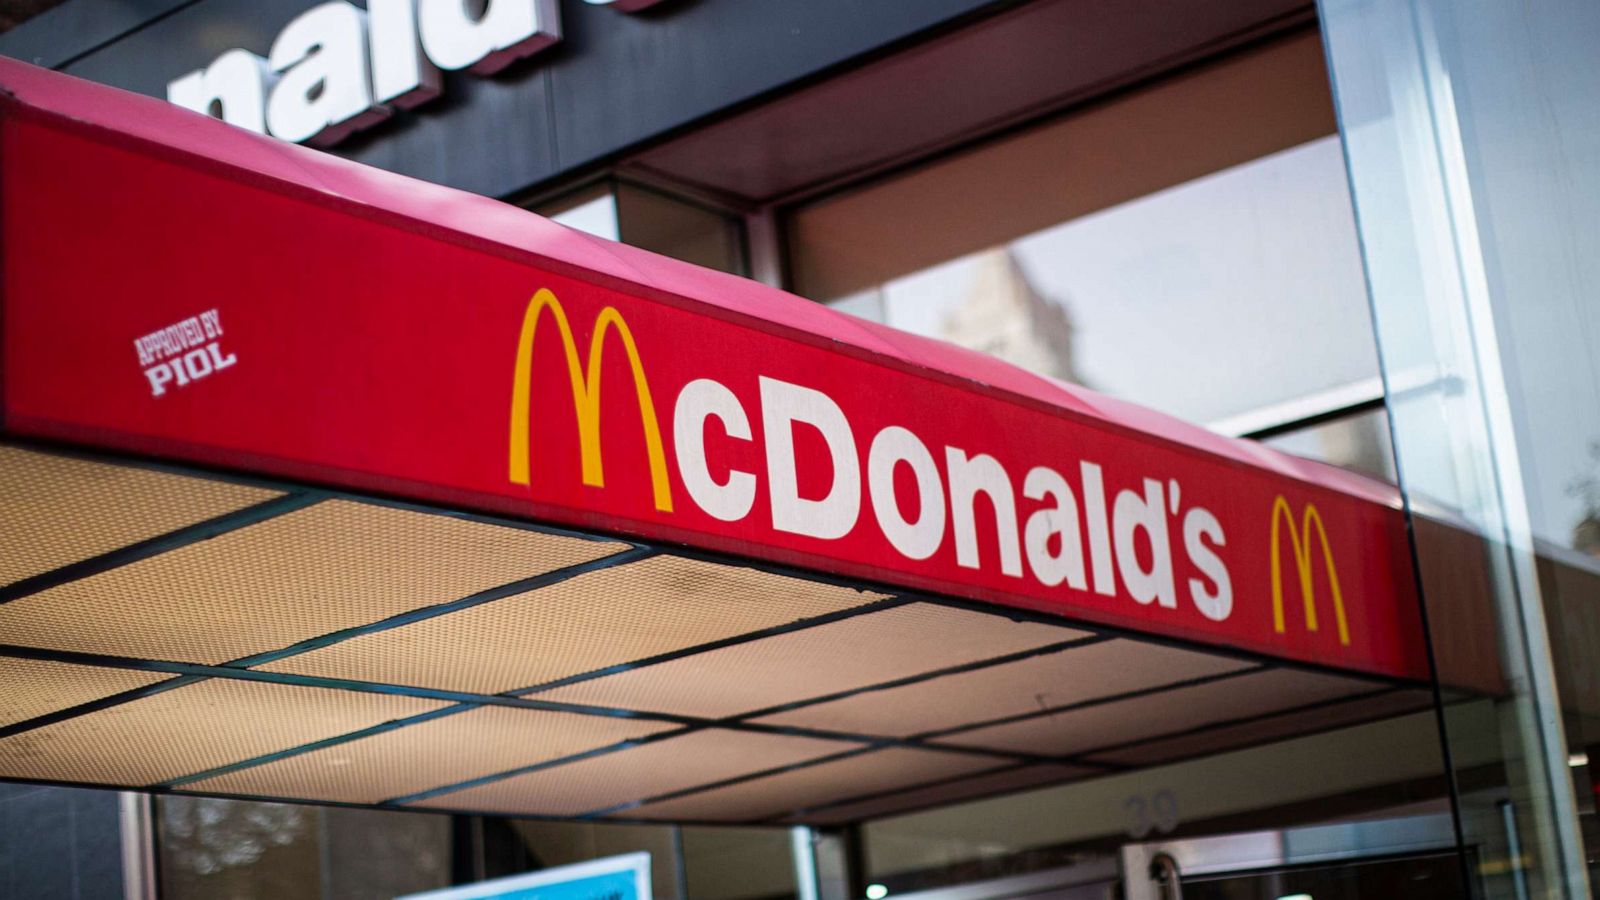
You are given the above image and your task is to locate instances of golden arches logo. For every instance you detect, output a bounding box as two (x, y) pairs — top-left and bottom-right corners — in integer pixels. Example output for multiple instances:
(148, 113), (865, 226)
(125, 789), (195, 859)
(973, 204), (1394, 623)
(1269, 496), (1350, 646)
(508, 288), (673, 512)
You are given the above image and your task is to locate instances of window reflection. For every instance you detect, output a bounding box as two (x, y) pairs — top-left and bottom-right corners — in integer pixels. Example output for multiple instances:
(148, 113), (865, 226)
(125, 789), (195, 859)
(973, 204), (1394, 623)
(1263, 409), (1397, 482)
(530, 181), (746, 277)
(542, 183), (621, 242)
(157, 797), (450, 900)
(804, 137), (1379, 431)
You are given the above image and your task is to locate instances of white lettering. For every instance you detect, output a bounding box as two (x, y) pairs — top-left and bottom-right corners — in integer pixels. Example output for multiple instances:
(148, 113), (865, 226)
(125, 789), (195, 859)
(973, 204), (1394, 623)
(1113, 478), (1176, 608)
(1022, 465), (1087, 589)
(207, 342), (239, 371)
(1183, 507), (1232, 621)
(868, 426), (945, 560)
(1080, 461), (1116, 596)
(144, 363), (174, 397)
(173, 0), (570, 145)
(267, 1), (386, 146)
(418, 0), (561, 74)
(166, 49), (275, 134)
(369, 0), (442, 108)
(759, 377), (859, 540)
(945, 447), (1023, 577)
(182, 347), (214, 381)
(673, 378), (756, 523)
(136, 310), (237, 397)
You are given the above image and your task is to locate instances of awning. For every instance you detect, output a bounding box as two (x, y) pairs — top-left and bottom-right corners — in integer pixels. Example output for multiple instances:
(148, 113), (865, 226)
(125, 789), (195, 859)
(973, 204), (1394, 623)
(0, 58), (1433, 825)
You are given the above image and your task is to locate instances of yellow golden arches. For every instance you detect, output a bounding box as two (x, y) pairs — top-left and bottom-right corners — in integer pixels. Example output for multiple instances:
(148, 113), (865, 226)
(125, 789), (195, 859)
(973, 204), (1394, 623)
(508, 288), (674, 513)
(1269, 495), (1350, 646)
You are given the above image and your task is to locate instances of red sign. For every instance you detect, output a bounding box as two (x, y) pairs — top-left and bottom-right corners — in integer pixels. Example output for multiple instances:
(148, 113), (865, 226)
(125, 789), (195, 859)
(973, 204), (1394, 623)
(0, 60), (1428, 680)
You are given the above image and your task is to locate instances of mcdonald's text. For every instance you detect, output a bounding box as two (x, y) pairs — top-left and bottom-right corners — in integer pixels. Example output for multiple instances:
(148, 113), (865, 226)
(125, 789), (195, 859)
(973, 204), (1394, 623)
(510, 290), (1236, 626)
(5, 116), (1429, 678)
(168, 0), (670, 147)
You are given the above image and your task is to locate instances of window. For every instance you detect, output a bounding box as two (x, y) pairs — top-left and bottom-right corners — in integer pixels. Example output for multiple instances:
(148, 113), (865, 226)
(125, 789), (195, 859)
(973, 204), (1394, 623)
(786, 32), (1390, 477)
(531, 180), (746, 277)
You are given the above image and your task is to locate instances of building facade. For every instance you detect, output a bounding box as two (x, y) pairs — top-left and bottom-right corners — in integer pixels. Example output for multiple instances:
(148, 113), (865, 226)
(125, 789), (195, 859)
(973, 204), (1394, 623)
(0, 0), (1595, 898)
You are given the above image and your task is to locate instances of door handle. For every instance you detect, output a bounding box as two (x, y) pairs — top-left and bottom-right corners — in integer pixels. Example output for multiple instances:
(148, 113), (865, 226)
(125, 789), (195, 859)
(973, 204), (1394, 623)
(1149, 852), (1183, 900)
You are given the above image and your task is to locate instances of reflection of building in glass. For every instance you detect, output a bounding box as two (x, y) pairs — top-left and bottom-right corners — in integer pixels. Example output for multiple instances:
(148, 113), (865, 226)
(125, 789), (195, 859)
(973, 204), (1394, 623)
(940, 248), (1083, 385)
(1567, 442), (1600, 556)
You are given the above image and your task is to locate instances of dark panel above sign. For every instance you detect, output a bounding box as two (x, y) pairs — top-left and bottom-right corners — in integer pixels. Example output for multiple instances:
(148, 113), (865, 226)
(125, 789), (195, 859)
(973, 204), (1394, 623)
(625, 0), (1317, 204)
(7, 0), (1005, 197)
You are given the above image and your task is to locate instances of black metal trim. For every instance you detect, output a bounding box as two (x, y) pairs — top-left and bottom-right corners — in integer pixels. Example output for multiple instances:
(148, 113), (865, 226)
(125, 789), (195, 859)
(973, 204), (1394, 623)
(0, 640), (1044, 788)
(230, 546), (661, 669)
(0, 492), (323, 604)
(1073, 685), (1413, 764)
(912, 664), (1268, 744)
(0, 643), (702, 725)
(767, 760), (1035, 823)
(0, 771), (783, 830)
(380, 726), (698, 806)
(4, 436), (1425, 692)
(0, 650), (1430, 828)
(769, 687), (1432, 826)
(513, 595), (915, 695)
(164, 703), (479, 788)
(505, 668), (1283, 823)
(368, 716), (1057, 815)
(579, 745), (880, 820)
(0, 674), (202, 740)
(0, 439), (1441, 828)
(720, 634), (1111, 724)
(335, 617), (1107, 809)
(0, 434), (637, 548)
(912, 591), (1423, 689)
(0, 686), (1443, 832)
(1239, 396), (1388, 442)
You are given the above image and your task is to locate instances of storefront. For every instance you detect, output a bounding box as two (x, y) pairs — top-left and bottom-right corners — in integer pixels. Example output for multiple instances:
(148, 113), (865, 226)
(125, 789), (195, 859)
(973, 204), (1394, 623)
(0, 1), (1595, 899)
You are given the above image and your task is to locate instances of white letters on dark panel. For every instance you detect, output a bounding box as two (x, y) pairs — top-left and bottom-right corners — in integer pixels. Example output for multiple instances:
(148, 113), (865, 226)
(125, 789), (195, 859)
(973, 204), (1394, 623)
(167, 0), (650, 146)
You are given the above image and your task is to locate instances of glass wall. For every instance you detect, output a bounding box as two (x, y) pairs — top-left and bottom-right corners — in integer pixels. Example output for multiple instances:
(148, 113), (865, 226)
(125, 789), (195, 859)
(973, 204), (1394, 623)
(153, 796), (801, 900)
(1320, 0), (1600, 896)
(788, 30), (1391, 475)
(157, 797), (450, 900)
(784, 28), (1456, 895)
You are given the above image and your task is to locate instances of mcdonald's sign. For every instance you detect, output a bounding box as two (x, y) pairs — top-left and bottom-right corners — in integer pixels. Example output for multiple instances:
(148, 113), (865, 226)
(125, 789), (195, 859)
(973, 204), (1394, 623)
(1269, 495), (1351, 646)
(507, 288), (674, 513)
(0, 60), (1431, 679)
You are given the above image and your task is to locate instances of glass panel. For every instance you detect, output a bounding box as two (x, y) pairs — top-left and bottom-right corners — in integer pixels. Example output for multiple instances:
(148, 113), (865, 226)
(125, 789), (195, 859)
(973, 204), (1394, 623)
(1320, 0), (1600, 896)
(322, 807), (452, 900)
(616, 182), (746, 277)
(864, 711), (1450, 892)
(1182, 852), (1465, 900)
(157, 797), (451, 900)
(158, 798), (783, 900)
(784, 30), (1455, 897)
(1262, 408), (1397, 482)
(788, 34), (1381, 428)
(681, 826), (798, 900)
(539, 183), (621, 242)
(0, 784), (125, 898)
(788, 31), (1344, 307)
(531, 181), (745, 276)
(157, 797), (321, 899)
(492, 820), (686, 899)
(456, 818), (795, 900)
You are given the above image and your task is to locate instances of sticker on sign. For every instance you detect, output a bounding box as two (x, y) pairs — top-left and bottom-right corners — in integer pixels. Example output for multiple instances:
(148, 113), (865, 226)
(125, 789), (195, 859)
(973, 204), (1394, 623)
(132, 308), (238, 397)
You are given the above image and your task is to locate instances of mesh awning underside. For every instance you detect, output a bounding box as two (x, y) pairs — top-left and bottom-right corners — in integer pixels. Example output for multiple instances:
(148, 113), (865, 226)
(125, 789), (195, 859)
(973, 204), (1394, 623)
(0, 444), (1429, 825)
